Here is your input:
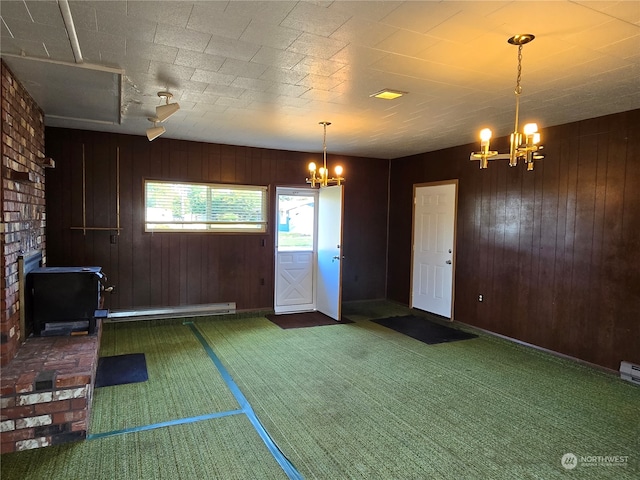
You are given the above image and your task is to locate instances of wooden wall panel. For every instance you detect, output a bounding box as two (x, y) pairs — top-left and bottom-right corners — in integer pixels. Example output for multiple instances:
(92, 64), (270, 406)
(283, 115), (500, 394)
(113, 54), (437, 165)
(45, 129), (389, 312)
(387, 110), (640, 370)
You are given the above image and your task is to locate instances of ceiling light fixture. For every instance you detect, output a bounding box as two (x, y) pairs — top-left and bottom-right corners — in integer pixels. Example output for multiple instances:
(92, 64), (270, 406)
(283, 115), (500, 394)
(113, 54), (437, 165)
(370, 89), (406, 100)
(471, 34), (544, 171)
(155, 91), (180, 122)
(146, 117), (165, 141)
(306, 121), (344, 188)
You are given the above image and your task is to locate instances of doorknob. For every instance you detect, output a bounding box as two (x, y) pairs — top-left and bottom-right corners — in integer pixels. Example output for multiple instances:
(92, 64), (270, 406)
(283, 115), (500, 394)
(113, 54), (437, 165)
(445, 260), (452, 264)
(332, 255), (344, 262)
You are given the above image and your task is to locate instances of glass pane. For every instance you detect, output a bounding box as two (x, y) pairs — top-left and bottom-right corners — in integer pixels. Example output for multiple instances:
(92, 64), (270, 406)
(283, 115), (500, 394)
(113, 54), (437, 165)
(277, 194), (315, 251)
(145, 180), (268, 233)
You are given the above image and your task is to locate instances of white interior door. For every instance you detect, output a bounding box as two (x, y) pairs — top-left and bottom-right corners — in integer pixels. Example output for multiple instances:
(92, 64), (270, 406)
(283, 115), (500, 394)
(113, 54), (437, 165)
(411, 182), (457, 318)
(274, 189), (317, 314)
(316, 185), (343, 320)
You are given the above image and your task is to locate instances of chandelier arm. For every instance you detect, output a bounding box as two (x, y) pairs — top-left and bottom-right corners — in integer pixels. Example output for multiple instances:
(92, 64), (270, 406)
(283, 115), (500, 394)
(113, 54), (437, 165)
(307, 121), (344, 187)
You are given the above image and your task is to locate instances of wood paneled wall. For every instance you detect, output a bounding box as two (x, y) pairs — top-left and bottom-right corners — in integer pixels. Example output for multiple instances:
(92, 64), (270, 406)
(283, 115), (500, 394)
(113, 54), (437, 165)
(44, 128), (389, 311)
(387, 109), (640, 370)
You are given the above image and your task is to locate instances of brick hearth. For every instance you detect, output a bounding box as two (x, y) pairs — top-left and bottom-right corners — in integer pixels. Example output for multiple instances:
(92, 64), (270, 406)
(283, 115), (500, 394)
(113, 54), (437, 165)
(0, 324), (101, 453)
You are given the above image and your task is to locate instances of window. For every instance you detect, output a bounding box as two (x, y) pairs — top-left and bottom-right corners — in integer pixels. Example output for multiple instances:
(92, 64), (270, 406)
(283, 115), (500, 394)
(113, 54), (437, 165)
(277, 192), (316, 251)
(144, 180), (268, 233)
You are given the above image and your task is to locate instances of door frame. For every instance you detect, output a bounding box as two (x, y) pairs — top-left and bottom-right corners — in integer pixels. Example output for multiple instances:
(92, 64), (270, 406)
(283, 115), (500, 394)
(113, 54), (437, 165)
(410, 180), (458, 320)
(274, 186), (319, 314)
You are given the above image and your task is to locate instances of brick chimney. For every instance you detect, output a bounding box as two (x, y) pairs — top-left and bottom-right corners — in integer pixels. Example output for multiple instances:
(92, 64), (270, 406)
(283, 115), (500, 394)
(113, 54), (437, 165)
(1, 59), (47, 366)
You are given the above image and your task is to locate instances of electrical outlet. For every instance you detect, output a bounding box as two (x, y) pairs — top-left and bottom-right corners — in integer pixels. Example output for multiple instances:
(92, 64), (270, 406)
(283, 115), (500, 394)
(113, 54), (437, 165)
(478, 294), (483, 302)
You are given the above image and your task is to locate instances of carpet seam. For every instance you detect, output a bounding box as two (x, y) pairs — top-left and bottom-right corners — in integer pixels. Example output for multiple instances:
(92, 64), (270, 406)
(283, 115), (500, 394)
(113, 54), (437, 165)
(184, 321), (304, 480)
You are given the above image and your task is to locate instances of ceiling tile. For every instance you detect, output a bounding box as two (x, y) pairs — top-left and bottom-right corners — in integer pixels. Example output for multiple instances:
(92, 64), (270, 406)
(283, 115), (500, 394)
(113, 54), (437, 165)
(126, 1), (194, 28)
(1, 1), (33, 22)
(240, 21), (301, 50)
(291, 56), (345, 76)
(187, 5), (250, 40)
(260, 66), (307, 85)
(281, 2), (351, 37)
(190, 69), (236, 86)
(94, 9), (157, 42)
(203, 83), (246, 99)
(232, 77), (275, 92)
(24, 0), (66, 28)
(2, 16), (70, 45)
(574, 1), (640, 25)
(1, 39), (54, 60)
(154, 23), (211, 52)
(75, 29), (126, 63)
(374, 29), (439, 57)
(224, 1), (297, 25)
(148, 60), (195, 82)
(251, 46), (305, 70)
(126, 38), (178, 63)
(330, 17), (397, 47)
(204, 35), (261, 62)
(174, 49), (225, 72)
(297, 73), (344, 91)
(327, 1), (403, 23)
(288, 32), (346, 60)
(218, 58), (268, 78)
(379, 1), (463, 34)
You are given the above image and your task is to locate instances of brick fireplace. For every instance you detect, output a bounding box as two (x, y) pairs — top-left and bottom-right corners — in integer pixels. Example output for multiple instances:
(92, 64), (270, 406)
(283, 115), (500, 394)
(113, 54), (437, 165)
(0, 328), (102, 453)
(1, 60), (101, 453)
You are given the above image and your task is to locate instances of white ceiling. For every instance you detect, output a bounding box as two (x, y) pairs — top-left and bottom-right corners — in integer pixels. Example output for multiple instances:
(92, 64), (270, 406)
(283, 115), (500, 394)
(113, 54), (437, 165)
(1, 1), (639, 159)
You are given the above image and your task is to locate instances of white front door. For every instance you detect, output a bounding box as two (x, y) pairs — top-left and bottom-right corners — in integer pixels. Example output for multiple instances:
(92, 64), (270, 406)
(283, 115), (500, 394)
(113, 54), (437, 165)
(316, 185), (344, 320)
(411, 182), (457, 318)
(274, 189), (317, 314)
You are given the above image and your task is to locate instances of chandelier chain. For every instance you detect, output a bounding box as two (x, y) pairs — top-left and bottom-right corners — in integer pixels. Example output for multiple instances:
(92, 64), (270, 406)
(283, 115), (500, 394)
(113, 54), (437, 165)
(515, 44), (523, 95)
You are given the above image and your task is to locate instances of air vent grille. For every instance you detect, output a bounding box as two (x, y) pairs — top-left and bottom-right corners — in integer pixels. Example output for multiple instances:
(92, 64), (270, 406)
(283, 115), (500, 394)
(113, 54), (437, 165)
(620, 361), (640, 385)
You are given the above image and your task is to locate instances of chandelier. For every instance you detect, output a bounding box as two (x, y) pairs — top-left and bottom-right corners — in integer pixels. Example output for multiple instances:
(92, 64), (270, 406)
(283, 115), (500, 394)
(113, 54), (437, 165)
(471, 34), (544, 171)
(306, 121), (344, 188)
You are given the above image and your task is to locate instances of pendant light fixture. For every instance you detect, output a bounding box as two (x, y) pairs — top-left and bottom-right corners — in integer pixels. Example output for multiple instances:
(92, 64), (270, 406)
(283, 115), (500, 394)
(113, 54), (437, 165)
(306, 121), (344, 188)
(471, 34), (544, 171)
(155, 91), (180, 122)
(146, 117), (165, 141)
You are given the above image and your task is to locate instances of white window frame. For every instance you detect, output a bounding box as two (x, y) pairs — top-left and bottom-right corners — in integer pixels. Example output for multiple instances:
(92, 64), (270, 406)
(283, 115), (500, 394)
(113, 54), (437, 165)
(144, 179), (268, 233)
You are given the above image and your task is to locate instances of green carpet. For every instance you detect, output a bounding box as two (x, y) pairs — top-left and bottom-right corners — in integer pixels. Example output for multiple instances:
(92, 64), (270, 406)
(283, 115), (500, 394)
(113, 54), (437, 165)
(1, 415), (288, 480)
(2, 301), (638, 480)
(194, 305), (639, 479)
(90, 322), (239, 433)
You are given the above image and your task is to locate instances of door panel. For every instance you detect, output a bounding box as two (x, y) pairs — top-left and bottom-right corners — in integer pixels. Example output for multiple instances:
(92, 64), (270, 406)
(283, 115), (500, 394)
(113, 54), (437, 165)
(316, 185), (343, 320)
(411, 183), (456, 318)
(275, 252), (314, 311)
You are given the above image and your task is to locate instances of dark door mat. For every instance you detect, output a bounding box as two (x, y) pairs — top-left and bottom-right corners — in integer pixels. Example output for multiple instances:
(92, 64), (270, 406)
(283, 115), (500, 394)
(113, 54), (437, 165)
(372, 315), (478, 345)
(266, 311), (354, 329)
(95, 353), (148, 388)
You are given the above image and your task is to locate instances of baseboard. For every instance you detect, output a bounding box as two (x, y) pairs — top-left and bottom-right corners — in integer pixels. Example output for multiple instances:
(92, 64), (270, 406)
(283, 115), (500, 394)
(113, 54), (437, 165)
(452, 320), (618, 376)
(106, 303), (236, 322)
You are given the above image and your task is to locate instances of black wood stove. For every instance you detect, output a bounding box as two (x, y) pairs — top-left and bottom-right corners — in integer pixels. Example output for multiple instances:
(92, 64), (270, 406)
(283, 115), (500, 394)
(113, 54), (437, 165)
(27, 266), (109, 336)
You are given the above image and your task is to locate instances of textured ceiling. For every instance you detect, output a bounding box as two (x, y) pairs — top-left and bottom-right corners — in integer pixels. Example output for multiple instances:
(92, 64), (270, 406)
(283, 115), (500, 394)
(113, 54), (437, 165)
(1, 1), (639, 159)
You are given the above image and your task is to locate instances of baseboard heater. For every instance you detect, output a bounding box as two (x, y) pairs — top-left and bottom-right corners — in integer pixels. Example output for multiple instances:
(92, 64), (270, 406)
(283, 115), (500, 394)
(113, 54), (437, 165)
(620, 361), (640, 385)
(106, 302), (236, 322)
